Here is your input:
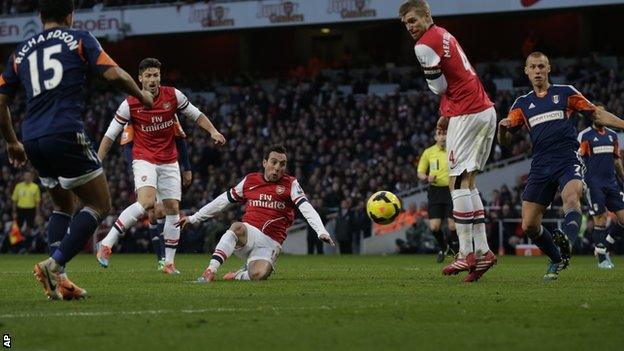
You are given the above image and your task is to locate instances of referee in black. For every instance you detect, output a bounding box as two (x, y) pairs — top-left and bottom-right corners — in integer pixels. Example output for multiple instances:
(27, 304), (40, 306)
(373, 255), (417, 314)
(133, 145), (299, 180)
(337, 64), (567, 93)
(417, 130), (458, 262)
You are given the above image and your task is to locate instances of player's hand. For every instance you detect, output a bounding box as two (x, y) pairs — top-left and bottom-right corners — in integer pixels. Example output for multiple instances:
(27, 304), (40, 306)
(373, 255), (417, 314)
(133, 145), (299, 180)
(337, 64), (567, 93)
(175, 215), (192, 230)
(318, 233), (335, 246)
(6, 142), (27, 168)
(427, 174), (436, 183)
(498, 118), (511, 131)
(210, 131), (226, 145)
(182, 171), (193, 189)
(140, 91), (154, 109)
(436, 117), (449, 133)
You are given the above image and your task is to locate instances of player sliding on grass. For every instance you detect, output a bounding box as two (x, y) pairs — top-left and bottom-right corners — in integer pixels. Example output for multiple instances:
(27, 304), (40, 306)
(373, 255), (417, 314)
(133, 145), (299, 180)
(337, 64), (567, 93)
(177, 145), (335, 282)
(498, 52), (624, 280)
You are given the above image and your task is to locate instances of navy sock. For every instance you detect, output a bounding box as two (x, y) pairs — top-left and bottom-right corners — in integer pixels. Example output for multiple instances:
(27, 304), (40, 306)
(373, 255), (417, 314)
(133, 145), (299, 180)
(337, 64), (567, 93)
(562, 209), (582, 245)
(608, 220), (624, 240)
(52, 208), (101, 266)
(158, 234), (165, 260)
(592, 226), (608, 247)
(532, 226), (562, 263)
(149, 223), (161, 261)
(593, 226), (608, 262)
(157, 220), (165, 260)
(431, 229), (446, 252)
(46, 211), (71, 255)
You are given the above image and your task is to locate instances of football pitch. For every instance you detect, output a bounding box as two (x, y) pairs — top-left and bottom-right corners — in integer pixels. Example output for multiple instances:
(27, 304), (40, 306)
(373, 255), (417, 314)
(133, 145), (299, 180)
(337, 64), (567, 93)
(1, 254), (623, 351)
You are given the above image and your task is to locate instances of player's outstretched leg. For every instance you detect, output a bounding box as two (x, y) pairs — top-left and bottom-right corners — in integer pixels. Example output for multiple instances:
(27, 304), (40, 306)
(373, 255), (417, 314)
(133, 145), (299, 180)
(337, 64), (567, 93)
(592, 224), (614, 269)
(529, 226), (567, 281)
(162, 214), (181, 274)
(197, 223), (242, 283)
(443, 186), (476, 276)
(97, 202), (148, 267)
(464, 187), (497, 282)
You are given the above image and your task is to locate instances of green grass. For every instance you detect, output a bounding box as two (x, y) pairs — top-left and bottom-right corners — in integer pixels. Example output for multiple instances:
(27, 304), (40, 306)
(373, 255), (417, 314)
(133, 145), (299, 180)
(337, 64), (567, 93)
(1, 254), (623, 351)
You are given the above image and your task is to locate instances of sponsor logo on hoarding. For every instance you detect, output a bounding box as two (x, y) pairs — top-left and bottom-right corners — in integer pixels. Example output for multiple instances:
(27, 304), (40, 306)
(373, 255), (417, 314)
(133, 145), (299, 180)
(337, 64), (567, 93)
(257, 1), (304, 24)
(327, 0), (377, 19)
(189, 5), (235, 28)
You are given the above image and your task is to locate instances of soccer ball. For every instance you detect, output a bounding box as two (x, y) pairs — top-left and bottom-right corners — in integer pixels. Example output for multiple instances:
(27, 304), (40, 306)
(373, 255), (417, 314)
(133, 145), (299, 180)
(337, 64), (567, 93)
(366, 191), (402, 225)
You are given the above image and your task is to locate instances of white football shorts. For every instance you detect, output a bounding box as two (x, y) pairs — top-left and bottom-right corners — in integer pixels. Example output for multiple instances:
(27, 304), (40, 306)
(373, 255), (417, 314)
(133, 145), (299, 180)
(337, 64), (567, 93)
(233, 223), (282, 268)
(132, 159), (181, 201)
(446, 106), (497, 177)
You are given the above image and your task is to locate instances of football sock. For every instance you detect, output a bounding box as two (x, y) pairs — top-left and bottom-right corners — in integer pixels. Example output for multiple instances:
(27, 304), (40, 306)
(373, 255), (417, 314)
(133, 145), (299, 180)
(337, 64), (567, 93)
(431, 229), (446, 252)
(149, 222), (162, 261)
(531, 226), (562, 263)
(562, 208), (582, 245)
(451, 189), (474, 258)
(101, 202), (146, 248)
(470, 188), (490, 256)
(157, 218), (165, 260)
(449, 230), (459, 254)
(209, 230), (237, 272)
(592, 225), (608, 262)
(163, 214), (180, 263)
(607, 220), (624, 241)
(52, 207), (101, 266)
(47, 211), (71, 255)
(233, 270), (250, 281)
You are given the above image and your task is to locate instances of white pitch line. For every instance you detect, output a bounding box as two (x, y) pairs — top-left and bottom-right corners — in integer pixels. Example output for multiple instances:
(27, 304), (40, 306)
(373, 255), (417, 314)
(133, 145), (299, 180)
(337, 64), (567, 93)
(0, 306), (334, 319)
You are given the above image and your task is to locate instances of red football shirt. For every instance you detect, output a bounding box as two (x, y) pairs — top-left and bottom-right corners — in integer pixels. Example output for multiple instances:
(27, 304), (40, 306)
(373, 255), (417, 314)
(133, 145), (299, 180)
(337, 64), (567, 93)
(115, 86), (192, 164)
(228, 173), (308, 245)
(415, 25), (493, 117)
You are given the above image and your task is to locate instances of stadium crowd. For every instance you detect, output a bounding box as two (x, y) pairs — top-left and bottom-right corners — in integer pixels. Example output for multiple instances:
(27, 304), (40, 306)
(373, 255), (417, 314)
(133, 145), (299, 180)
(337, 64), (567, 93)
(1, 54), (623, 255)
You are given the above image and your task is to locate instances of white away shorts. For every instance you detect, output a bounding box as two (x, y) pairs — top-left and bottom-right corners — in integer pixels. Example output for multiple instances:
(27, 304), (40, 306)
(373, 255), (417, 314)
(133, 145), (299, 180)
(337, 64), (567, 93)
(446, 106), (497, 177)
(233, 223), (282, 267)
(132, 159), (181, 201)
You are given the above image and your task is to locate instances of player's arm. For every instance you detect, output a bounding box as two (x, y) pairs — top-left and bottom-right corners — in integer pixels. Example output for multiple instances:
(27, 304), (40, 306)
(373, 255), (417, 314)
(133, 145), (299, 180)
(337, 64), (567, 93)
(174, 89), (226, 145)
(416, 150), (430, 182)
(414, 44), (447, 95)
(0, 55), (27, 168)
(98, 101), (130, 161)
(590, 108), (624, 130)
(81, 33), (152, 108)
(498, 107), (525, 147)
(291, 180), (335, 246)
(0, 95), (26, 168)
(615, 158), (624, 181)
(175, 137), (192, 188)
(176, 177), (246, 229)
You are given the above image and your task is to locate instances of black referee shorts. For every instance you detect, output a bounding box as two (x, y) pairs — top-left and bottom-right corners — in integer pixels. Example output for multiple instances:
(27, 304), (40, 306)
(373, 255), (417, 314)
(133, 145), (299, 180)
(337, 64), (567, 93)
(427, 185), (453, 219)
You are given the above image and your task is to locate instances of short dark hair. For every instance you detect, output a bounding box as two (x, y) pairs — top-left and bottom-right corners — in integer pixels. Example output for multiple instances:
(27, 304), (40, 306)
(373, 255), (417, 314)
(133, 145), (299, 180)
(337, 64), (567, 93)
(264, 145), (287, 160)
(39, 0), (74, 23)
(399, 0), (430, 18)
(139, 58), (162, 75)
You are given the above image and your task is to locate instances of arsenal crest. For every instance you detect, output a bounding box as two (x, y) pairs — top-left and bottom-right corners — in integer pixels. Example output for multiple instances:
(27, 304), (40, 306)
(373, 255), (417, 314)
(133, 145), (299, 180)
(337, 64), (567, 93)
(276, 185), (285, 195)
(163, 102), (172, 110)
(552, 95), (559, 104)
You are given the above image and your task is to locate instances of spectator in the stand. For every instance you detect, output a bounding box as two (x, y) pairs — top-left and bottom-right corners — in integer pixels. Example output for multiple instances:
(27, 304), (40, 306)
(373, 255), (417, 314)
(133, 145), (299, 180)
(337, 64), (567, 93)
(335, 199), (355, 254)
(396, 216), (436, 254)
(306, 197), (326, 255)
